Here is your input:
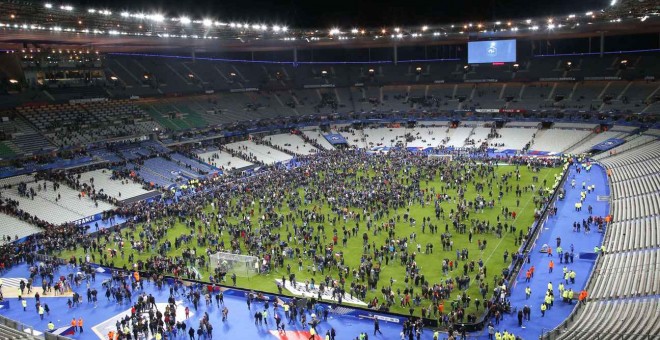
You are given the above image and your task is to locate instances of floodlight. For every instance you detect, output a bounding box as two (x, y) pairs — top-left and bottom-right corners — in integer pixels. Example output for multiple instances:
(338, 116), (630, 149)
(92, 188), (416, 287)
(110, 76), (118, 80)
(202, 19), (213, 27)
(9, 79), (18, 84)
(179, 17), (191, 25)
(351, 28), (358, 34)
(44, 3), (52, 9)
(422, 25), (428, 31)
(329, 28), (340, 35)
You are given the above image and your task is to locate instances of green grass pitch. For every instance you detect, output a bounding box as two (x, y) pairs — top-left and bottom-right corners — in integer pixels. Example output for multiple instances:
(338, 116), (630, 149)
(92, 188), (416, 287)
(59, 159), (561, 319)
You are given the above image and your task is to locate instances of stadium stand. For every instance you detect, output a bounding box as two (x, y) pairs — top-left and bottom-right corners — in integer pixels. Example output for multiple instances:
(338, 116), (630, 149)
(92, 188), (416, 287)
(407, 123), (450, 148)
(548, 134), (660, 339)
(1, 177), (114, 225)
(554, 298), (660, 340)
(263, 133), (319, 155)
(224, 140), (293, 165)
(490, 126), (538, 151)
(529, 128), (593, 153)
(78, 169), (155, 201)
(564, 131), (629, 155)
(16, 100), (159, 146)
(0, 213), (43, 241)
(300, 128), (336, 150)
(362, 127), (408, 149)
(196, 148), (255, 171)
(444, 125), (474, 148)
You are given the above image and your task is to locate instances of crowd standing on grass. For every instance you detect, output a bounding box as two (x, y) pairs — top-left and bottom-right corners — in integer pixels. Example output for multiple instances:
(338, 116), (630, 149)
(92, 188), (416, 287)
(0, 148), (564, 339)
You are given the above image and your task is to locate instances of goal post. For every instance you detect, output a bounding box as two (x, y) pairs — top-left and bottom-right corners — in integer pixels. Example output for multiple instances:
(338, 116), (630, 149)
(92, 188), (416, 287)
(209, 252), (260, 278)
(428, 154), (453, 162)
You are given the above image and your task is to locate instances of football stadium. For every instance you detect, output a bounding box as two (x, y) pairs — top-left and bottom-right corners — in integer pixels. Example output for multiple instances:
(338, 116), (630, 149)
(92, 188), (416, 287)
(0, 0), (658, 339)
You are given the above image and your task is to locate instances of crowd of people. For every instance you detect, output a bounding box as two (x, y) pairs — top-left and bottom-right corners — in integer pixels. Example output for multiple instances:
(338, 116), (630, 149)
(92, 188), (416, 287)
(0, 146), (565, 339)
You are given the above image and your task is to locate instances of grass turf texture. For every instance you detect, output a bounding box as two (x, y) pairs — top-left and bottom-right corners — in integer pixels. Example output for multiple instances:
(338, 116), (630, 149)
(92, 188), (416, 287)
(59, 161), (560, 319)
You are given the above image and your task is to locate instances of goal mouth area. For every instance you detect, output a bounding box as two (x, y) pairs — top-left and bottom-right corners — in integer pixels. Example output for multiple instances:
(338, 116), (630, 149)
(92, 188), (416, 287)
(209, 252), (261, 278)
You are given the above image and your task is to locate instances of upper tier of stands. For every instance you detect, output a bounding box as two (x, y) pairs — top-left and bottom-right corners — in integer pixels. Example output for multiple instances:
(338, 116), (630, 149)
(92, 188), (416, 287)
(99, 54), (660, 94)
(15, 100), (161, 147)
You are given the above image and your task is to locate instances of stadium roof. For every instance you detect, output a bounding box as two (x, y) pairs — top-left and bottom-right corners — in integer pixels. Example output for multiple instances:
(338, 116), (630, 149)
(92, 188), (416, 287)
(0, 0), (657, 52)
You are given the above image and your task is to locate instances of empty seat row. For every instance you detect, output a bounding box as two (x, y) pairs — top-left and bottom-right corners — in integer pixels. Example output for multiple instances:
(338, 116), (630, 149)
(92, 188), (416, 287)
(554, 298), (660, 340)
(588, 249), (659, 299)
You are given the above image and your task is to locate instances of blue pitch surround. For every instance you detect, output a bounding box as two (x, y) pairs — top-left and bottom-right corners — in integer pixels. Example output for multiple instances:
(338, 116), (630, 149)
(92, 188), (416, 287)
(0, 263), (436, 340)
(477, 163), (609, 339)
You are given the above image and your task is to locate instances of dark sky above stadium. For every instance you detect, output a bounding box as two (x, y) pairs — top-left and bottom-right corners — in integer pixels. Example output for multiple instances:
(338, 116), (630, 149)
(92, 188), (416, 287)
(74, 0), (609, 28)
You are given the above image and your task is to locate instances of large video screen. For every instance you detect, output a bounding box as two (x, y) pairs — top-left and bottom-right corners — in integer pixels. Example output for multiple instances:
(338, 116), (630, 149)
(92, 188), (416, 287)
(468, 39), (517, 64)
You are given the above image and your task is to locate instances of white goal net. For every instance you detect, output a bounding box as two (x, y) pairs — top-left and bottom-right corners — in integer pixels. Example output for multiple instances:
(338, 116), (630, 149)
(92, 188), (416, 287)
(428, 154), (453, 162)
(209, 252), (260, 278)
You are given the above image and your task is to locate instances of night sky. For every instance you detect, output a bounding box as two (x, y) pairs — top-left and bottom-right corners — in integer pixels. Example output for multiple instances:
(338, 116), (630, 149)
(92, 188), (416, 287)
(72, 0), (609, 28)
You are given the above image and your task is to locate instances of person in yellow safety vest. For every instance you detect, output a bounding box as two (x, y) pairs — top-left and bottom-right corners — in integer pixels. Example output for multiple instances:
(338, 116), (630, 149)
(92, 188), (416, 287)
(495, 331), (502, 340)
(544, 294), (552, 308)
(309, 326), (316, 339)
(570, 270), (576, 284)
(558, 282), (565, 294)
(503, 331), (510, 339)
(564, 272), (570, 284)
(541, 303), (547, 317)
(48, 322), (55, 331)
(21, 299), (27, 311)
(547, 281), (553, 292)
(568, 289), (574, 303)
(38, 305), (44, 319)
(155, 332), (162, 340)
(600, 245), (606, 254)
(525, 287), (531, 299)
(562, 289), (569, 303)
(325, 330), (330, 340)
(594, 246), (600, 253)
(433, 330), (440, 340)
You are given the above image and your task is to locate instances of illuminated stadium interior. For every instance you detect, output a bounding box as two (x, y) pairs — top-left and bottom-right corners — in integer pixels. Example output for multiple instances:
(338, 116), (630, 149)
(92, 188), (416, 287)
(0, 0), (658, 339)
